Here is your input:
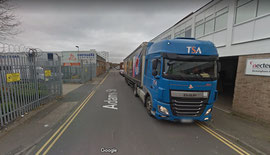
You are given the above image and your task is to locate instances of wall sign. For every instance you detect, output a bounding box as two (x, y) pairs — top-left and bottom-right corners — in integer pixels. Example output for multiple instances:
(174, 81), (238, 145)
(62, 51), (96, 65)
(6, 73), (20, 83)
(245, 58), (270, 76)
(45, 70), (52, 77)
(63, 63), (81, 66)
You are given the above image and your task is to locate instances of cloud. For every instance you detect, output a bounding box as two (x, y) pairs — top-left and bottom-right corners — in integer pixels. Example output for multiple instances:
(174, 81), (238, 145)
(10, 0), (210, 62)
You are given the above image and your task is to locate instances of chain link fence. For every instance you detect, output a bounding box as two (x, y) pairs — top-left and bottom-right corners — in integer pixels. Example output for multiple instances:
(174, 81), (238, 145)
(0, 51), (62, 127)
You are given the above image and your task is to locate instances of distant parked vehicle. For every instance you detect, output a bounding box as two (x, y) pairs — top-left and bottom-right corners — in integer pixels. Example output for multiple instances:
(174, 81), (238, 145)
(119, 69), (124, 76)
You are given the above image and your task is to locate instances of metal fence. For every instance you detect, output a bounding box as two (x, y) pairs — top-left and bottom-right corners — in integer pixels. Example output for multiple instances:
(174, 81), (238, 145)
(62, 63), (96, 83)
(0, 51), (62, 127)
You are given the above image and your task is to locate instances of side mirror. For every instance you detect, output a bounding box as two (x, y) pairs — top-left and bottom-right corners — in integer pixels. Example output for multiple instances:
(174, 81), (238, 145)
(152, 59), (157, 70)
(152, 70), (158, 76)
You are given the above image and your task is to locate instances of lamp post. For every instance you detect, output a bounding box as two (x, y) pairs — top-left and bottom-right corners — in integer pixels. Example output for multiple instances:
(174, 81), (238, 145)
(75, 45), (80, 61)
(75, 46), (79, 52)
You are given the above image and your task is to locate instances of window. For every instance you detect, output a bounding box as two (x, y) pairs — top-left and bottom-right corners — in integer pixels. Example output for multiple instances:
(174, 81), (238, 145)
(180, 32), (185, 37)
(174, 29), (184, 38)
(174, 31), (181, 38)
(195, 24), (204, 38)
(163, 59), (217, 81)
(215, 12), (228, 31)
(257, 0), (270, 16)
(156, 59), (161, 75)
(237, 0), (252, 6)
(185, 27), (192, 37)
(196, 19), (204, 25)
(205, 14), (214, 21)
(205, 19), (215, 34)
(235, 0), (256, 24)
(162, 35), (171, 40)
(216, 8), (228, 16)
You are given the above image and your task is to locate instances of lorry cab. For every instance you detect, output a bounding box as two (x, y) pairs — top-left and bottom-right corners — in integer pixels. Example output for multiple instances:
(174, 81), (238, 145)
(143, 38), (219, 122)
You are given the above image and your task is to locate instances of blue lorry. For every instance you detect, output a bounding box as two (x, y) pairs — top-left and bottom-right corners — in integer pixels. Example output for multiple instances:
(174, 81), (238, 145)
(123, 38), (219, 122)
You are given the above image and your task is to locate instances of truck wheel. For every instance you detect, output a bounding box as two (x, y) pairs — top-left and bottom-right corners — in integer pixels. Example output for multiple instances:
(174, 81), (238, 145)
(146, 96), (153, 116)
(133, 84), (138, 97)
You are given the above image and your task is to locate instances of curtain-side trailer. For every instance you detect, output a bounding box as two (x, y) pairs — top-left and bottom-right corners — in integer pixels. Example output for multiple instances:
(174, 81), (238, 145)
(123, 42), (148, 89)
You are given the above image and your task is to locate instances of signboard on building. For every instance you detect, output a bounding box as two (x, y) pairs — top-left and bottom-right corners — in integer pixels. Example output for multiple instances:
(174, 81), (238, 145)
(63, 63), (80, 66)
(61, 51), (96, 65)
(78, 52), (96, 64)
(62, 52), (78, 63)
(245, 58), (270, 76)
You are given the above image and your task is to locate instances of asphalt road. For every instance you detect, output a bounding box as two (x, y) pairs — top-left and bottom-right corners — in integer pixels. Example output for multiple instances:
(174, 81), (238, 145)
(34, 70), (246, 155)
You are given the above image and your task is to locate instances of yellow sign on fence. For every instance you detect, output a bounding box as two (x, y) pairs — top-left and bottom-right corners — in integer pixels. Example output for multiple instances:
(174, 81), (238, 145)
(6, 73), (21, 83)
(45, 70), (52, 77)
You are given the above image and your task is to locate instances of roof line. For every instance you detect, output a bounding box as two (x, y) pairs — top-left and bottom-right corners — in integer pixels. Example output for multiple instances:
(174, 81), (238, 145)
(151, 0), (214, 41)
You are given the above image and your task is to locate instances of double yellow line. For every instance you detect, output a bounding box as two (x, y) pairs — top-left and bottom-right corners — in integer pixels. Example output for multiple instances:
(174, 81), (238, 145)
(36, 74), (109, 155)
(196, 122), (250, 155)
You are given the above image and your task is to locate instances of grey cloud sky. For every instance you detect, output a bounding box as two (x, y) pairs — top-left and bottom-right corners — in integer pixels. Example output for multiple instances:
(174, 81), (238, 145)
(9, 0), (210, 62)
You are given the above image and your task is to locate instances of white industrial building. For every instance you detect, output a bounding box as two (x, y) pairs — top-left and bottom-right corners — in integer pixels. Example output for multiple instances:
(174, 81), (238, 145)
(97, 51), (109, 62)
(151, 0), (270, 123)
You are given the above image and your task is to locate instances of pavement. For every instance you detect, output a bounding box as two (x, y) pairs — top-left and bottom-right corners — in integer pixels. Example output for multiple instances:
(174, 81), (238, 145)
(0, 74), (107, 155)
(214, 91), (234, 113)
(62, 84), (83, 96)
(0, 70), (269, 155)
(211, 101), (270, 154)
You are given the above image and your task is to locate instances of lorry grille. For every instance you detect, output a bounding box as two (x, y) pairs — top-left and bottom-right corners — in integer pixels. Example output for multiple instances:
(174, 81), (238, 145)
(170, 94), (208, 117)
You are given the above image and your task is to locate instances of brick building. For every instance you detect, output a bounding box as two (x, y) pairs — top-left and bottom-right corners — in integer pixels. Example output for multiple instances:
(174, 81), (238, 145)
(96, 55), (106, 76)
(151, 0), (270, 123)
(233, 54), (270, 122)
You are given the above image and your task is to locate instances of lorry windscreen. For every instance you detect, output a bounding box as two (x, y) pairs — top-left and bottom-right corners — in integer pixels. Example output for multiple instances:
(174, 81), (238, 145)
(163, 59), (217, 81)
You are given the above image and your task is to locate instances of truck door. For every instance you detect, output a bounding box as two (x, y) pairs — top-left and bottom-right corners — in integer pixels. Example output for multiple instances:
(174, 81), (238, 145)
(150, 58), (161, 99)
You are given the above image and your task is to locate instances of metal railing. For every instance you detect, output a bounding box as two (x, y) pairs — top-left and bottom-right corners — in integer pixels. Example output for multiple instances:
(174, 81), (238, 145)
(62, 63), (96, 83)
(0, 51), (62, 127)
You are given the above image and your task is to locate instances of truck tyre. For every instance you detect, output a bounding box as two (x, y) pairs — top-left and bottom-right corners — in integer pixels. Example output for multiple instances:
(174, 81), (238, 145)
(146, 96), (153, 116)
(133, 84), (138, 97)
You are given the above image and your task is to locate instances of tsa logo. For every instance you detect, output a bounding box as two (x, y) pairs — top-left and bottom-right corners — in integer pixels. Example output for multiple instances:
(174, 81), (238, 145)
(187, 46), (202, 54)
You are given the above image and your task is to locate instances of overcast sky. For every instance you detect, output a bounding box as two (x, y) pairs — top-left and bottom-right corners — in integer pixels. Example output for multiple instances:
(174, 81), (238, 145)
(9, 0), (210, 62)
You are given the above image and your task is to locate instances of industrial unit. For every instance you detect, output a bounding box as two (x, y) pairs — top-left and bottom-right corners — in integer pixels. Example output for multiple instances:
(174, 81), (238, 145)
(97, 51), (110, 62)
(151, 0), (270, 123)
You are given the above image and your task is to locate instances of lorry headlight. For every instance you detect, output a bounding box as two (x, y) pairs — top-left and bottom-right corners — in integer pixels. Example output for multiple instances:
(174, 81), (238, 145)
(158, 106), (169, 115)
(205, 108), (212, 115)
(203, 92), (209, 98)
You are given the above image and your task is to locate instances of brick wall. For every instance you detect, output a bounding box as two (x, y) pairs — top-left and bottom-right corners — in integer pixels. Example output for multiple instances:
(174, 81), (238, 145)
(233, 54), (270, 123)
(96, 60), (106, 76)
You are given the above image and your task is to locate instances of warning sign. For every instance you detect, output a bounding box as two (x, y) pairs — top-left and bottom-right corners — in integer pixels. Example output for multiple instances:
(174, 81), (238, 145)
(6, 73), (20, 83)
(45, 70), (52, 77)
